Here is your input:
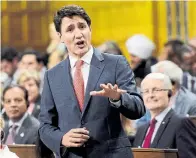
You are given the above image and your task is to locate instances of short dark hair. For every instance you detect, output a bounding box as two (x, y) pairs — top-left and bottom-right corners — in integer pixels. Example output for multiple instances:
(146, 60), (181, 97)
(164, 39), (184, 54)
(1, 46), (18, 62)
(54, 5), (91, 33)
(2, 85), (29, 108)
(20, 50), (41, 63)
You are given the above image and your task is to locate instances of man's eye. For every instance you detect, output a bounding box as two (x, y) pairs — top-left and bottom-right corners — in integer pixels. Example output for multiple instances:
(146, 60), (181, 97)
(79, 25), (86, 29)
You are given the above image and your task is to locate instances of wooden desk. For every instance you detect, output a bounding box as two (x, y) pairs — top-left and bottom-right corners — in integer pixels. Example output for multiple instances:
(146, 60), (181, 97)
(132, 148), (178, 158)
(9, 145), (36, 158)
(8, 145), (178, 158)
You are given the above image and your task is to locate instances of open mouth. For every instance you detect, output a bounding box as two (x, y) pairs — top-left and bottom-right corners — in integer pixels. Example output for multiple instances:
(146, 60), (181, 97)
(76, 41), (85, 48)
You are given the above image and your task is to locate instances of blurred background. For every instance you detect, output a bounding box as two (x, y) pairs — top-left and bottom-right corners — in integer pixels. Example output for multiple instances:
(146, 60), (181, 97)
(1, 1), (196, 59)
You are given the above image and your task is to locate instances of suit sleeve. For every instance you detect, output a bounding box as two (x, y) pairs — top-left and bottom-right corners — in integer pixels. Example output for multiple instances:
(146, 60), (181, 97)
(176, 117), (196, 158)
(38, 71), (65, 156)
(111, 56), (146, 119)
(188, 99), (196, 116)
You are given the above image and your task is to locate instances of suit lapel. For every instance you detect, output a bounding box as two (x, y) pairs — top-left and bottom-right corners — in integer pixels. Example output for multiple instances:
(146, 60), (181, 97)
(151, 109), (174, 148)
(82, 49), (105, 117)
(14, 115), (31, 144)
(60, 58), (81, 117)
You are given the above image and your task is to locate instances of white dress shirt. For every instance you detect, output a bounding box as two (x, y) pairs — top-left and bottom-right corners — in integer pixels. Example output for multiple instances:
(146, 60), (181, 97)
(69, 46), (93, 93)
(8, 112), (28, 134)
(69, 46), (121, 106)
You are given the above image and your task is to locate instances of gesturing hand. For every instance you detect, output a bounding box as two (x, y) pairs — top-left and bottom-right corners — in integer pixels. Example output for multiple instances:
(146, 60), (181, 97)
(61, 128), (90, 148)
(90, 83), (127, 100)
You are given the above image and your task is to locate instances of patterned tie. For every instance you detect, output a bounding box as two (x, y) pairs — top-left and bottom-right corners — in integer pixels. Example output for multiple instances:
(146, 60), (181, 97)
(5, 124), (18, 145)
(73, 60), (84, 111)
(142, 118), (157, 148)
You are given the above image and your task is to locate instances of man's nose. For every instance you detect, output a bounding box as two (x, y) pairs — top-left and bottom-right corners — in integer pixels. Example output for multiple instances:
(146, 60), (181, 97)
(75, 29), (83, 39)
(10, 101), (17, 107)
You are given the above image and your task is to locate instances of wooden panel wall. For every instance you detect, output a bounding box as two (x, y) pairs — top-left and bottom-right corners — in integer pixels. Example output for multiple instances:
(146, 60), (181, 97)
(1, 1), (196, 59)
(1, 1), (49, 52)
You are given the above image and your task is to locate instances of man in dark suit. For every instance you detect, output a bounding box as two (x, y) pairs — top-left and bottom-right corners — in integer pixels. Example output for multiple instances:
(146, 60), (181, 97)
(39, 5), (145, 158)
(133, 73), (196, 158)
(2, 85), (40, 145)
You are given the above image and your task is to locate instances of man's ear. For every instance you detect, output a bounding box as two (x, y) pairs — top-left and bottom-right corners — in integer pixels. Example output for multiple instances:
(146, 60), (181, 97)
(58, 32), (64, 43)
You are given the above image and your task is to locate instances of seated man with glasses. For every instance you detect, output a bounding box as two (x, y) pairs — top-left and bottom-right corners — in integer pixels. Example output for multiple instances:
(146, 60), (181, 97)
(133, 73), (196, 158)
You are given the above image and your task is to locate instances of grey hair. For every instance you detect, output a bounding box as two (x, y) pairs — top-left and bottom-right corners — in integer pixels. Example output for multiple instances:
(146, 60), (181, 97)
(151, 60), (183, 84)
(141, 73), (172, 89)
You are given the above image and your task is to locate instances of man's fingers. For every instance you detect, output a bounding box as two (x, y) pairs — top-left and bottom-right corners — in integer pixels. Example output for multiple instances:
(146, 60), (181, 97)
(117, 89), (127, 93)
(71, 128), (89, 135)
(69, 137), (88, 143)
(113, 84), (118, 91)
(90, 90), (105, 96)
(68, 142), (84, 148)
(70, 133), (90, 139)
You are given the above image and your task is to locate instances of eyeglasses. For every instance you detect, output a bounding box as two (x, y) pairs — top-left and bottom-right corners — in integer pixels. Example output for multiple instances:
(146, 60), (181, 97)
(141, 88), (170, 95)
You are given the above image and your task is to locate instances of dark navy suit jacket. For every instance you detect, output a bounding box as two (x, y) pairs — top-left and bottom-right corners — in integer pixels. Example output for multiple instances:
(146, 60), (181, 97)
(133, 109), (196, 158)
(39, 48), (145, 158)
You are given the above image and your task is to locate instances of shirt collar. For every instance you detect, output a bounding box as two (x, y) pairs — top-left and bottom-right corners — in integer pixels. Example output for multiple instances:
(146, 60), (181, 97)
(154, 106), (171, 123)
(69, 46), (94, 68)
(9, 112), (28, 128)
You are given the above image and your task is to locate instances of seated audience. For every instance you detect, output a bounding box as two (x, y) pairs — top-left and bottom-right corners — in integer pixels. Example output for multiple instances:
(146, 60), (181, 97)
(98, 41), (123, 55)
(126, 34), (157, 86)
(159, 39), (196, 93)
(17, 70), (41, 119)
(1, 47), (19, 89)
(187, 37), (196, 76)
(47, 23), (67, 69)
(2, 85), (39, 144)
(19, 50), (45, 92)
(151, 60), (196, 116)
(158, 39), (184, 64)
(133, 73), (196, 158)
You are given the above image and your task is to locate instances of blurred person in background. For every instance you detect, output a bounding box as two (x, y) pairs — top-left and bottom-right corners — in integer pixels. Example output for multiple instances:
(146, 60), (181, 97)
(2, 85), (39, 145)
(126, 34), (157, 87)
(188, 37), (196, 76)
(158, 39), (184, 64)
(19, 50), (45, 92)
(47, 23), (68, 69)
(151, 60), (196, 116)
(176, 44), (196, 94)
(17, 70), (41, 119)
(159, 39), (196, 94)
(98, 41), (123, 55)
(1, 47), (19, 89)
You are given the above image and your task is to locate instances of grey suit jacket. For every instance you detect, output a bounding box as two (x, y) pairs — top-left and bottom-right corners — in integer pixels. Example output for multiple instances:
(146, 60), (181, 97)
(133, 109), (196, 158)
(174, 86), (196, 116)
(3, 114), (40, 144)
(39, 48), (145, 158)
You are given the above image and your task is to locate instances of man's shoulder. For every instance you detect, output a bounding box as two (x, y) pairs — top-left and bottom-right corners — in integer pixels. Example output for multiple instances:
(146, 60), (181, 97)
(23, 114), (40, 128)
(179, 87), (196, 103)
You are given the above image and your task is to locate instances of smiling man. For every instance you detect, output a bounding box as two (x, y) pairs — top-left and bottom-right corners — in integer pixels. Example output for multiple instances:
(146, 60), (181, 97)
(39, 5), (145, 158)
(133, 73), (196, 158)
(2, 85), (39, 145)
